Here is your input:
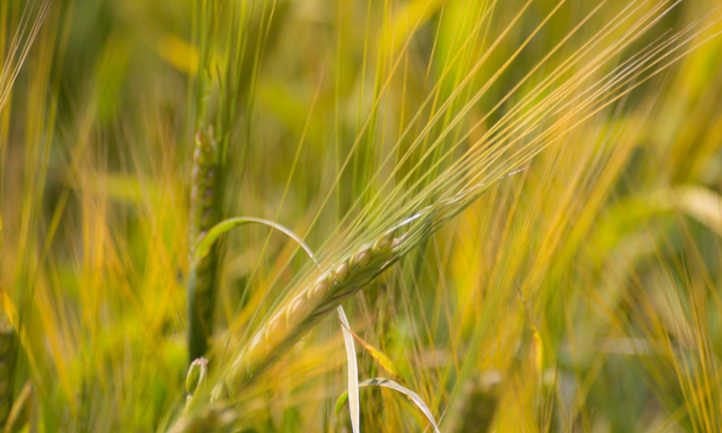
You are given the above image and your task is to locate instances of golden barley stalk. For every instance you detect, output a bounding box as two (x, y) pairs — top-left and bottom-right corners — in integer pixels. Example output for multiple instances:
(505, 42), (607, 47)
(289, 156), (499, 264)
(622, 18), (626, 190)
(218, 229), (398, 392)
(216, 196), (466, 395)
(171, 204), (450, 432)
(188, 127), (222, 362)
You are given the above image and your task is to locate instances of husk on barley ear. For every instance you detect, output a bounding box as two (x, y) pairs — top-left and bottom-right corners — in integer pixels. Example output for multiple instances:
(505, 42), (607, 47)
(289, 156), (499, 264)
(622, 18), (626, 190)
(188, 127), (222, 362)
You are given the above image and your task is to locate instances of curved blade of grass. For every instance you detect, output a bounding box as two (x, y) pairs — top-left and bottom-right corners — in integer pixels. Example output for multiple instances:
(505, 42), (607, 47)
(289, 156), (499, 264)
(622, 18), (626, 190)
(192, 216), (319, 266)
(188, 213), (318, 366)
(359, 378), (441, 433)
(334, 377), (441, 433)
(337, 306), (360, 433)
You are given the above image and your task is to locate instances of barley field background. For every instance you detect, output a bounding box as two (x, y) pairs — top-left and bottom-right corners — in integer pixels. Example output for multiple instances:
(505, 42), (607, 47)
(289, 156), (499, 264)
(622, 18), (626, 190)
(1, 0), (722, 432)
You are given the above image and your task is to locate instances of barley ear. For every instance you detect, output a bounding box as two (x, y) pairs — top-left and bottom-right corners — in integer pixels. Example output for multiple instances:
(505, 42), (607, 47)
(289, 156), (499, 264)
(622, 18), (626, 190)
(220, 229), (402, 391)
(187, 127), (222, 362)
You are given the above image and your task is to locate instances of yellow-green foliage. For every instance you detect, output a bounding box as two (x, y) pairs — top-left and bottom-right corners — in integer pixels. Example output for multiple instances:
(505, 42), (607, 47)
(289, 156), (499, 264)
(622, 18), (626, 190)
(0, 1), (721, 432)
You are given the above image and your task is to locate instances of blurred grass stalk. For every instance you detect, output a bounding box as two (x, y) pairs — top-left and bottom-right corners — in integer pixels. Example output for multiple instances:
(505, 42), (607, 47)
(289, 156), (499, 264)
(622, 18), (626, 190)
(0, 317), (17, 428)
(0, 1), (47, 430)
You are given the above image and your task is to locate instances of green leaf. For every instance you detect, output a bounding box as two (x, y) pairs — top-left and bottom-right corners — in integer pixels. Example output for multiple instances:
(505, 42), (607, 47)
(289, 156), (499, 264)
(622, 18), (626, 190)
(191, 216), (318, 265)
(338, 306), (360, 433)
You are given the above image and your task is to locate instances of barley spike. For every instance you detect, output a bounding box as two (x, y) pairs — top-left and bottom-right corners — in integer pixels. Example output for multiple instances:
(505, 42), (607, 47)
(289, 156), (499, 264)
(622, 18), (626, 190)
(212, 194), (463, 394)
(188, 127), (222, 362)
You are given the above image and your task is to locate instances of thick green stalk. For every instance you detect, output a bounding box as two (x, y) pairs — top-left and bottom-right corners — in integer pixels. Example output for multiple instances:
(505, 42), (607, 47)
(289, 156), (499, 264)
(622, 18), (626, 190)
(188, 127), (222, 362)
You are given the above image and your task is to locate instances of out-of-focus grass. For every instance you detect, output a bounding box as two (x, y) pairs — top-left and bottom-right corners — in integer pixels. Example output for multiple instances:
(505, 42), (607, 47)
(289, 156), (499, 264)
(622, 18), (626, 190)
(0, 0), (721, 432)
